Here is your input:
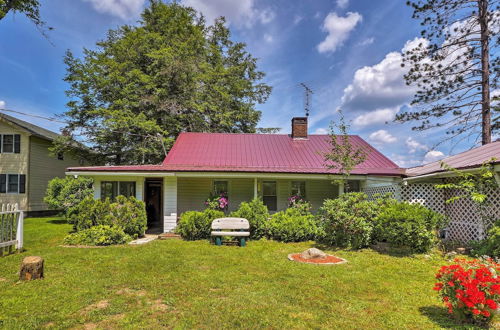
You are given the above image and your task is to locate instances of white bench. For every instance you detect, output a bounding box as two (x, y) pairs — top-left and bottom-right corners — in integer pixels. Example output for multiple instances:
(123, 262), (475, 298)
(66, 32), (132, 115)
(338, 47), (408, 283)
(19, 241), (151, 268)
(211, 217), (250, 247)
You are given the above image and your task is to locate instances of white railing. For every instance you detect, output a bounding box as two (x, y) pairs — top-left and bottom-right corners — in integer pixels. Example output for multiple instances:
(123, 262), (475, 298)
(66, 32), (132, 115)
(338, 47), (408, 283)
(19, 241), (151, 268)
(0, 203), (24, 255)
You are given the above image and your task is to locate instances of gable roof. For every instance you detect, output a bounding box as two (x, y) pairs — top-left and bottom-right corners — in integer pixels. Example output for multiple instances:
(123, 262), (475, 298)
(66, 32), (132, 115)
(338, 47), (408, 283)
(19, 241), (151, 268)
(0, 112), (60, 141)
(406, 141), (500, 177)
(68, 132), (403, 176)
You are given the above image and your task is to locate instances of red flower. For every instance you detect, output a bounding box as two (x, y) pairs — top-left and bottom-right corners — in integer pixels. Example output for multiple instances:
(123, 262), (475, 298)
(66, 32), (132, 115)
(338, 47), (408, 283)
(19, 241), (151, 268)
(472, 309), (480, 315)
(485, 299), (497, 310)
(481, 310), (490, 317)
(447, 281), (455, 287)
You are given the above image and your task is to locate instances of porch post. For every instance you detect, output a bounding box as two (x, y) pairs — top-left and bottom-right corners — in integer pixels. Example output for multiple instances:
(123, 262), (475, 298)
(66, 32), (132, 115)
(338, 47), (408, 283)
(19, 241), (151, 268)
(253, 177), (258, 199)
(163, 176), (177, 233)
(338, 181), (344, 196)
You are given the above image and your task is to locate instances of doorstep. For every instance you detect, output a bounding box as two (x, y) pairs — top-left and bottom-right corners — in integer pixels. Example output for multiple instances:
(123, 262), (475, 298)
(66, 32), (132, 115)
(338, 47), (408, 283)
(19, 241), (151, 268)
(129, 235), (157, 245)
(158, 233), (181, 240)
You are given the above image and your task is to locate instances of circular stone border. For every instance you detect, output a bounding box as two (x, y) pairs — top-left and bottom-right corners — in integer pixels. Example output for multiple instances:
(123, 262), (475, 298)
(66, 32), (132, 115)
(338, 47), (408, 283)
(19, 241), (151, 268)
(287, 253), (348, 265)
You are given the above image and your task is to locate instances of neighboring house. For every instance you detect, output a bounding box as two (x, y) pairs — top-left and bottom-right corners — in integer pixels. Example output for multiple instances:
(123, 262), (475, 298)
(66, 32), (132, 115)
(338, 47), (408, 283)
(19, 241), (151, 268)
(0, 113), (84, 214)
(67, 117), (404, 232)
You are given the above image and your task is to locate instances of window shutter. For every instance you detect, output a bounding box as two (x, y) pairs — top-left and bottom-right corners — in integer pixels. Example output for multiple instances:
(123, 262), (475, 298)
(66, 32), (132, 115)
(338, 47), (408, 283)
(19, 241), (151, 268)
(0, 135), (2, 153)
(19, 174), (26, 194)
(14, 135), (21, 153)
(0, 174), (6, 193)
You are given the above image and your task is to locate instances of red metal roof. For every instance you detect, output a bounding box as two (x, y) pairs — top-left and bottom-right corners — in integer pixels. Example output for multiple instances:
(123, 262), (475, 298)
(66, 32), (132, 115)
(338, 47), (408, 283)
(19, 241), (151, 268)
(68, 133), (403, 176)
(406, 141), (500, 177)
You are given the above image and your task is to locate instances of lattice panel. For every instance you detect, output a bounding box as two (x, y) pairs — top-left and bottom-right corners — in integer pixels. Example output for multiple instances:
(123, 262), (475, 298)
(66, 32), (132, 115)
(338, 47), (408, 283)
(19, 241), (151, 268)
(400, 183), (446, 215)
(363, 182), (500, 242)
(364, 185), (400, 200)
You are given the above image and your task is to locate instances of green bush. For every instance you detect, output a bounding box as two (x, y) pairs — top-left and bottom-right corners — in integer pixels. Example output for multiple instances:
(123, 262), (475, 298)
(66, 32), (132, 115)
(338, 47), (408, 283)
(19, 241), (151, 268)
(373, 202), (447, 253)
(230, 198), (269, 239)
(266, 207), (321, 242)
(69, 195), (147, 238)
(44, 176), (93, 218)
(317, 192), (390, 249)
(64, 225), (132, 246)
(176, 209), (224, 240)
(108, 196), (147, 238)
(471, 220), (500, 258)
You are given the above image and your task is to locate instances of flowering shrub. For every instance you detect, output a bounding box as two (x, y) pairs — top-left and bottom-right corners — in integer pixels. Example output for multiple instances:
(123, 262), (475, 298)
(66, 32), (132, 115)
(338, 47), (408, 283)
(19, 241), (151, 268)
(433, 258), (500, 325)
(287, 195), (303, 207)
(205, 193), (228, 211)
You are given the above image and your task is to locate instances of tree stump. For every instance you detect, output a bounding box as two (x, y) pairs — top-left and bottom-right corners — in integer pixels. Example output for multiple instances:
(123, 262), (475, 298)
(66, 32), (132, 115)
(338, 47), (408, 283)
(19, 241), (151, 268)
(19, 256), (44, 281)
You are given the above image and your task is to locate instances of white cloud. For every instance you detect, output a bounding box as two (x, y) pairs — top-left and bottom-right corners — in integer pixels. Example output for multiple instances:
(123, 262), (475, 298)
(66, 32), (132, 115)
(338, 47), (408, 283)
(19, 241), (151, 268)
(317, 12), (362, 54)
(263, 33), (273, 43)
(339, 37), (428, 127)
(181, 0), (274, 28)
(293, 15), (303, 25)
(406, 137), (428, 154)
(390, 154), (422, 168)
(423, 150), (445, 164)
(0, 100), (5, 108)
(368, 130), (397, 144)
(83, 0), (145, 20)
(314, 127), (329, 134)
(336, 0), (349, 9)
(352, 107), (399, 127)
(358, 37), (374, 46)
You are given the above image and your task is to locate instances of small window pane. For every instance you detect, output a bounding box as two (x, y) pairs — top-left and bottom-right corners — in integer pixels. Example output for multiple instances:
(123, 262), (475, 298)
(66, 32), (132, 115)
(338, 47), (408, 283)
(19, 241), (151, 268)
(291, 181), (306, 198)
(346, 180), (360, 192)
(119, 182), (136, 198)
(213, 181), (228, 195)
(263, 181), (276, 196)
(263, 196), (277, 211)
(101, 181), (117, 200)
(2, 135), (13, 153)
(7, 174), (19, 193)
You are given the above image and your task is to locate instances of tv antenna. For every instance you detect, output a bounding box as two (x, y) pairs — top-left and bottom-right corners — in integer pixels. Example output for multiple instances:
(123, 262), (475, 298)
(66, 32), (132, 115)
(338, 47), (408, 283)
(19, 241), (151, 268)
(300, 83), (313, 117)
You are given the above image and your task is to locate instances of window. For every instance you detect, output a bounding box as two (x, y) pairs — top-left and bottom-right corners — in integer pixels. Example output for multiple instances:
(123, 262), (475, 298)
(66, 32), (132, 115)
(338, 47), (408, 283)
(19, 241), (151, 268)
(57, 152), (64, 160)
(0, 174), (25, 194)
(0, 134), (20, 153)
(213, 180), (228, 195)
(101, 181), (136, 200)
(291, 181), (306, 198)
(262, 181), (277, 211)
(346, 180), (361, 192)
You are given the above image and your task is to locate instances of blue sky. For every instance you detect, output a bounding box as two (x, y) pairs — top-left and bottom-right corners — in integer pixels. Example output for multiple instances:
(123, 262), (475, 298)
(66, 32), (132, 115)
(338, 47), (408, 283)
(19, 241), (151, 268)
(0, 0), (483, 167)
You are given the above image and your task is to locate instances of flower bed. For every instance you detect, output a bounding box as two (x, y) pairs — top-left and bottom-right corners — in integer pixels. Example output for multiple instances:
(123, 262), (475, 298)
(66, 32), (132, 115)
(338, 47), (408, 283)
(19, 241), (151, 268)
(287, 253), (347, 265)
(433, 258), (499, 325)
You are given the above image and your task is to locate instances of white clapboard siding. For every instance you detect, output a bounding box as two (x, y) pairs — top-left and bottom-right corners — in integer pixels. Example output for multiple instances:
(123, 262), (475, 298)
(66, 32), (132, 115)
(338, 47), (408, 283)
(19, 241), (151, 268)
(163, 176), (178, 232)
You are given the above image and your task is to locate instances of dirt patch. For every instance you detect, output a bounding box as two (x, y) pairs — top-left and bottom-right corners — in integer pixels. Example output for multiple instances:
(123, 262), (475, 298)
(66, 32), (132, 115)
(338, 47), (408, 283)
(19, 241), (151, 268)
(0, 277), (7, 282)
(116, 288), (147, 297)
(80, 300), (109, 315)
(288, 253), (347, 265)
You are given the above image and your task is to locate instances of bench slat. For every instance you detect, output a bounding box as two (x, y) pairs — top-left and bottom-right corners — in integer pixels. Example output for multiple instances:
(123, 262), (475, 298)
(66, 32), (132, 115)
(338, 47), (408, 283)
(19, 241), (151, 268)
(211, 231), (250, 237)
(211, 217), (250, 230)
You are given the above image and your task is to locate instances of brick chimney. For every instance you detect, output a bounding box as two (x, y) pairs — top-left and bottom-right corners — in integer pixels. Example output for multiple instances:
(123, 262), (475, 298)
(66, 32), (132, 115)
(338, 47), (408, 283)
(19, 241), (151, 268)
(291, 117), (308, 139)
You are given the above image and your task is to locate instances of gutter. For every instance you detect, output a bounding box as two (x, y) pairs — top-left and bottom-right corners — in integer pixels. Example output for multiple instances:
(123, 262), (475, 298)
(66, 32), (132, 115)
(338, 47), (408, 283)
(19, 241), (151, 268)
(404, 164), (500, 183)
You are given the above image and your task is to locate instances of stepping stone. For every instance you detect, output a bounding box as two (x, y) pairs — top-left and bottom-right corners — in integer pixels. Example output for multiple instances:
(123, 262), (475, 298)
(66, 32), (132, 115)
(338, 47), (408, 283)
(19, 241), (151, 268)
(129, 237), (157, 245)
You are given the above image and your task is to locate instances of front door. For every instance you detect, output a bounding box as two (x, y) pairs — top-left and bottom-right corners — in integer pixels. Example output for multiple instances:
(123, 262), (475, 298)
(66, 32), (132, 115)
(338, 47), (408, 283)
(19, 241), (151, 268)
(145, 179), (163, 232)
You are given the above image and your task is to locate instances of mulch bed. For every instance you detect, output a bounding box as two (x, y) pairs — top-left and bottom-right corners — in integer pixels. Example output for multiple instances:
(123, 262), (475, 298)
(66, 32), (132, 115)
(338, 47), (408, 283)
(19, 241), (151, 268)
(287, 253), (347, 265)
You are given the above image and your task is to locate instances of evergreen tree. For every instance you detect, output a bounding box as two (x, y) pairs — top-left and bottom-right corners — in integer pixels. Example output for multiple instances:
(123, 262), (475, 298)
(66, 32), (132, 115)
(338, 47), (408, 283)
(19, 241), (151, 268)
(398, 0), (499, 145)
(57, 1), (271, 165)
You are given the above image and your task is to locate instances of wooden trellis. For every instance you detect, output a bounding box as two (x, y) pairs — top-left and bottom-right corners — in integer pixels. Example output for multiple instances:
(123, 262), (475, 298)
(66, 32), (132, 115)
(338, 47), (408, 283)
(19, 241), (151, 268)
(363, 183), (500, 242)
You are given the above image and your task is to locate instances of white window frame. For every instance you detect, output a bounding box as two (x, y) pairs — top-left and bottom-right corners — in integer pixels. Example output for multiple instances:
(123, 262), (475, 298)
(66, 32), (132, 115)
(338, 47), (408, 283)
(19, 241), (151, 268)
(212, 180), (229, 196)
(100, 181), (136, 200)
(1, 134), (15, 153)
(290, 180), (306, 199)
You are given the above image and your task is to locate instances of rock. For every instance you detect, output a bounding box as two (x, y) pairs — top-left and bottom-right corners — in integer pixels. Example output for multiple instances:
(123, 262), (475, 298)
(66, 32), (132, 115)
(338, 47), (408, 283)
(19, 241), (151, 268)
(424, 254), (432, 259)
(445, 251), (457, 260)
(19, 256), (44, 281)
(456, 247), (466, 254)
(300, 248), (327, 260)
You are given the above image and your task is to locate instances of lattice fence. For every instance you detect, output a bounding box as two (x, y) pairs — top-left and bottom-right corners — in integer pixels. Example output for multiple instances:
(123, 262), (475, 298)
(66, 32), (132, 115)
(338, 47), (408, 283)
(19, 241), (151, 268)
(363, 183), (500, 242)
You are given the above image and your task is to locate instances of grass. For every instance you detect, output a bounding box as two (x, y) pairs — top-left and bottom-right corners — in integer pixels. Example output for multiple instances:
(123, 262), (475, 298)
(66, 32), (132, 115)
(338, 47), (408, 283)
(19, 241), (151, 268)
(0, 217), (491, 329)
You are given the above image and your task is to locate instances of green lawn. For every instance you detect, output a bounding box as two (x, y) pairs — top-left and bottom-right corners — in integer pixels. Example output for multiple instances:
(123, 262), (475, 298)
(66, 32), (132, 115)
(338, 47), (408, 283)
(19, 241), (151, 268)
(0, 217), (485, 329)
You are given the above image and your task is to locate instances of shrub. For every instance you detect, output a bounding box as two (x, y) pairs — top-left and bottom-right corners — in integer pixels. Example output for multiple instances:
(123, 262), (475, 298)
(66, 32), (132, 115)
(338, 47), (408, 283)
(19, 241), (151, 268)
(317, 192), (390, 249)
(44, 176), (93, 218)
(374, 202), (447, 253)
(64, 225), (132, 246)
(230, 198), (269, 239)
(433, 258), (499, 325)
(471, 220), (500, 258)
(69, 196), (147, 238)
(108, 196), (147, 238)
(176, 209), (224, 240)
(266, 207), (321, 242)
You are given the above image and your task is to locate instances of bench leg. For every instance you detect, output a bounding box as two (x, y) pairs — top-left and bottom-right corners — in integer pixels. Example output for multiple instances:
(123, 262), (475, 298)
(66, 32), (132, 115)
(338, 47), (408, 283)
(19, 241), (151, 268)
(215, 236), (222, 246)
(239, 237), (246, 247)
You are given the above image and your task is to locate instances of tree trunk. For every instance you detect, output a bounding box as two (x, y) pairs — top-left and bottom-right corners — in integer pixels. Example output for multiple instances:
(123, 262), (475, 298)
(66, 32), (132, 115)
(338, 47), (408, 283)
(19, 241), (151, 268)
(479, 0), (491, 145)
(19, 256), (44, 281)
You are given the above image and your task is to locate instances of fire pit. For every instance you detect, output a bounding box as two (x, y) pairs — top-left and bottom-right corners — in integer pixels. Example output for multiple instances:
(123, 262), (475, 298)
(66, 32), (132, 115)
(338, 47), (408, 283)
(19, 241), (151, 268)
(288, 248), (347, 265)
